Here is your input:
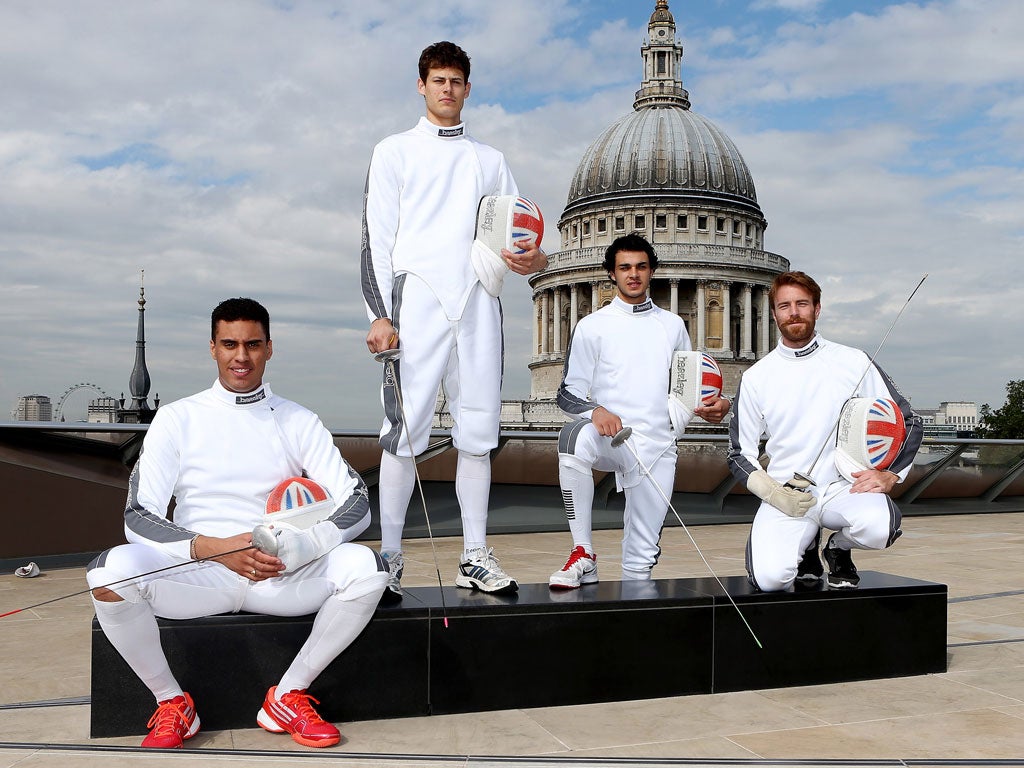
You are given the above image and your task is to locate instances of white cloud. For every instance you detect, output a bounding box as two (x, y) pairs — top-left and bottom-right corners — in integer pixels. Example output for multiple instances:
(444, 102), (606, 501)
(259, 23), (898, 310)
(1, 0), (1021, 426)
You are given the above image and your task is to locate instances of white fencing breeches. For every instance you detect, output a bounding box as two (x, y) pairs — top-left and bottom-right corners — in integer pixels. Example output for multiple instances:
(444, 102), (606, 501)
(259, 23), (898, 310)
(88, 542), (386, 701)
(558, 420), (677, 576)
(747, 481), (902, 591)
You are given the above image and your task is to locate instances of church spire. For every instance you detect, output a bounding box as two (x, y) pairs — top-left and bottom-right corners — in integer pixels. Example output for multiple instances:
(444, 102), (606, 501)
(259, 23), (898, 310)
(633, 0), (690, 111)
(120, 270), (155, 423)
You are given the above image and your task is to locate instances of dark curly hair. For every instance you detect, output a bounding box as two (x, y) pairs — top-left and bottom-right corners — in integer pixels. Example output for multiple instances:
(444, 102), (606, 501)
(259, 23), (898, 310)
(211, 297), (270, 341)
(418, 41), (470, 81)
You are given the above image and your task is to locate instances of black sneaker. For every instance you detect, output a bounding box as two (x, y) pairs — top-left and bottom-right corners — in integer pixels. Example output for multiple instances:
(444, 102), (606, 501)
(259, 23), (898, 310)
(823, 534), (859, 589)
(796, 530), (823, 583)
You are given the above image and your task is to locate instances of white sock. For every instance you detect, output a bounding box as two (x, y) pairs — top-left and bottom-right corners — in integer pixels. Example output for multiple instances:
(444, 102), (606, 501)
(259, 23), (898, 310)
(378, 451), (416, 553)
(622, 568), (652, 580)
(457, 451), (490, 554)
(92, 596), (182, 703)
(559, 462), (595, 555)
(276, 580), (386, 694)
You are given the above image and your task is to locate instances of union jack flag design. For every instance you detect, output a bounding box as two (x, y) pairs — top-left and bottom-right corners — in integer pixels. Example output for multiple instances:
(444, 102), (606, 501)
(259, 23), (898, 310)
(863, 398), (907, 470)
(700, 353), (723, 405)
(510, 197), (544, 253)
(265, 477), (331, 515)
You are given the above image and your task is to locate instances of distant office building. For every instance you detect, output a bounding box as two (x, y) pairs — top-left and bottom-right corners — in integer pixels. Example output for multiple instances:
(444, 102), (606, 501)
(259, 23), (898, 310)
(919, 401), (978, 438)
(936, 401), (978, 430)
(88, 396), (119, 424)
(14, 395), (53, 422)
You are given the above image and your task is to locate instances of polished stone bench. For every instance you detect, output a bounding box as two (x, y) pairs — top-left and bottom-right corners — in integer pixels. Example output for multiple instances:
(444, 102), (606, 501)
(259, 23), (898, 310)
(91, 571), (947, 737)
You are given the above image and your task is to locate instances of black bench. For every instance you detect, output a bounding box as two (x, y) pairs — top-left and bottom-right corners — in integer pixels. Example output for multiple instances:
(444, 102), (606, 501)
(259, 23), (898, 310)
(91, 571), (947, 737)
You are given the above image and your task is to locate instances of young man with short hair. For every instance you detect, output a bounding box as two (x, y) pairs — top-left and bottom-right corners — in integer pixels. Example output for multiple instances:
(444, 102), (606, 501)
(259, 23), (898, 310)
(550, 234), (730, 587)
(88, 298), (386, 749)
(361, 41), (547, 600)
(727, 272), (923, 591)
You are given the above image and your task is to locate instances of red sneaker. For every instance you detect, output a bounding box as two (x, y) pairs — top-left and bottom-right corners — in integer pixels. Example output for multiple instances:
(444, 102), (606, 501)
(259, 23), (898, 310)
(256, 686), (341, 748)
(141, 692), (199, 748)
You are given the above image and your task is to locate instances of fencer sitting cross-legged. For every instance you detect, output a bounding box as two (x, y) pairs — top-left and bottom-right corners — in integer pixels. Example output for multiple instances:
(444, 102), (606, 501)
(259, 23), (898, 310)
(549, 234), (731, 589)
(727, 271), (923, 591)
(87, 298), (387, 750)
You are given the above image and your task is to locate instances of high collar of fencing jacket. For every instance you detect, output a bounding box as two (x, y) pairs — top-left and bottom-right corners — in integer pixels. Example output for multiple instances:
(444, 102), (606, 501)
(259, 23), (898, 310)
(610, 295), (654, 316)
(775, 332), (824, 361)
(416, 115), (467, 140)
(210, 379), (274, 409)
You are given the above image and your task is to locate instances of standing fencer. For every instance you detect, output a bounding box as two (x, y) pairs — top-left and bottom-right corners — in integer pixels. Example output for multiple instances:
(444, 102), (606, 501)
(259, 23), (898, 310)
(727, 271), (923, 591)
(88, 299), (387, 749)
(361, 41), (547, 600)
(549, 234), (731, 588)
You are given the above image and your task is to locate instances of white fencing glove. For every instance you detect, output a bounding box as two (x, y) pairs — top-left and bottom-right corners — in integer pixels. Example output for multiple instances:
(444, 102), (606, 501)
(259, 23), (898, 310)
(470, 239), (509, 297)
(747, 469), (815, 518)
(667, 394), (693, 437)
(270, 521), (342, 572)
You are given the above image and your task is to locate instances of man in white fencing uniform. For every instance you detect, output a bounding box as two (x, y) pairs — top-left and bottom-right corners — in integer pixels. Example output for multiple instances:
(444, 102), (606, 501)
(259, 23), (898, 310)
(550, 234), (731, 587)
(727, 271), (923, 591)
(361, 41), (547, 599)
(87, 298), (387, 749)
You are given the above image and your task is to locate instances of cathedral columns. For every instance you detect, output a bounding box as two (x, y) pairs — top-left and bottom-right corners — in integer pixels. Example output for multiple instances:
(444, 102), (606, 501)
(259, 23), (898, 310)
(696, 279), (706, 349)
(532, 295), (540, 355)
(669, 278), (679, 314)
(759, 287), (771, 358)
(721, 281), (732, 355)
(570, 283), (579, 333)
(540, 292), (550, 355)
(553, 288), (563, 354)
(741, 283), (753, 358)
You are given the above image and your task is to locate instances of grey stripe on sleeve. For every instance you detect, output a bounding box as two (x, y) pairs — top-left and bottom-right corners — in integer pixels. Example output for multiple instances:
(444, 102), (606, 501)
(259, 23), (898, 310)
(360, 170), (388, 320)
(123, 452), (192, 545)
(327, 465), (371, 532)
(380, 274), (407, 455)
(556, 332), (594, 416)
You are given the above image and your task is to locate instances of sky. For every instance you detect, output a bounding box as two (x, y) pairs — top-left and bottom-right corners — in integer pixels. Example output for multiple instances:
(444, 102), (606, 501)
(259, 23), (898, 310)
(2, 0), (1022, 428)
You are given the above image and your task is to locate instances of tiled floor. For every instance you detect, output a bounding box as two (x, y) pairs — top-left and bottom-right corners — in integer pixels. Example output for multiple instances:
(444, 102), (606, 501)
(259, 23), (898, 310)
(1, 512), (1023, 766)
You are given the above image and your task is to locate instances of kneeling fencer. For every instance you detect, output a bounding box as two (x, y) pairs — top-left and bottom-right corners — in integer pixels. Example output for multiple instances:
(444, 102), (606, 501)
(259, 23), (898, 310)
(88, 298), (387, 749)
(550, 234), (731, 588)
(727, 271), (923, 591)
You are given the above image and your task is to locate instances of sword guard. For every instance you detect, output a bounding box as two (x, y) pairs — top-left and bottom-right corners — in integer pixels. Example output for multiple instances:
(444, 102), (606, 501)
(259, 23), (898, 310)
(784, 472), (815, 490)
(251, 524), (279, 557)
(610, 427), (632, 448)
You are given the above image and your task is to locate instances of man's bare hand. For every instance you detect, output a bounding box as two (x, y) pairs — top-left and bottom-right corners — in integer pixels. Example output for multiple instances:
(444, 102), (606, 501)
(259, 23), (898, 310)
(366, 317), (398, 354)
(694, 395), (731, 424)
(193, 532), (284, 582)
(850, 469), (898, 494)
(502, 244), (548, 276)
(591, 406), (623, 437)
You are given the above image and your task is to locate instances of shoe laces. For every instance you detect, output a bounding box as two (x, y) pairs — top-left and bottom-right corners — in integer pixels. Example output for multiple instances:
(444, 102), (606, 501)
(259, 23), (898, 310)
(146, 697), (190, 737)
(278, 689), (326, 725)
(467, 547), (508, 578)
(563, 546), (592, 570)
(383, 552), (403, 576)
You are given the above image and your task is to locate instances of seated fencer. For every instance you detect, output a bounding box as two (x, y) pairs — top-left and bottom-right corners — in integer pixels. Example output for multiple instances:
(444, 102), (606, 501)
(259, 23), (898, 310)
(549, 234), (731, 588)
(87, 298), (387, 749)
(727, 271), (923, 591)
